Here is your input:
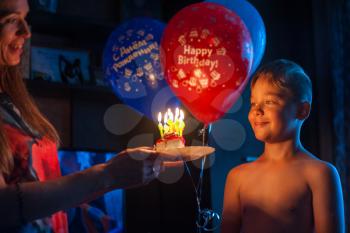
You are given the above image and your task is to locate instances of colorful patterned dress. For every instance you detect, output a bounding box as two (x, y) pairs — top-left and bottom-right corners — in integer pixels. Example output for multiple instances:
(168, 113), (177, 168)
(0, 93), (68, 233)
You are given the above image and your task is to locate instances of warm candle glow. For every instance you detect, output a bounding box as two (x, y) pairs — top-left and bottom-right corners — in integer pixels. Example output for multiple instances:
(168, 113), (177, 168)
(157, 107), (185, 138)
(169, 111), (174, 122)
(175, 107), (179, 121)
(158, 112), (162, 123)
(164, 112), (168, 125)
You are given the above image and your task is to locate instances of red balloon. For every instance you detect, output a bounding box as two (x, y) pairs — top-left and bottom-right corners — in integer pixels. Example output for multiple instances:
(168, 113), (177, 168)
(161, 2), (253, 125)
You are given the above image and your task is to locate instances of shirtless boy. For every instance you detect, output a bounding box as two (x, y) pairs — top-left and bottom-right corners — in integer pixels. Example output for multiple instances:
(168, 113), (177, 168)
(221, 59), (345, 233)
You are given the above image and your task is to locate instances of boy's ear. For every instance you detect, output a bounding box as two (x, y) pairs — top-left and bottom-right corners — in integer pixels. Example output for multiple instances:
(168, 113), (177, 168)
(297, 102), (311, 120)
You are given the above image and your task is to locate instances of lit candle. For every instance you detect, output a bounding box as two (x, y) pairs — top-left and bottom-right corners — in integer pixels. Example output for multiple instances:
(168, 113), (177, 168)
(157, 108), (186, 137)
(174, 107), (180, 135)
(164, 124), (170, 135)
(167, 108), (171, 117)
(158, 112), (164, 138)
(175, 108), (179, 121)
(164, 112), (169, 135)
(169, 110), (174, 123)
(164, 112), (168, 125)
(166, 109), (173, 133)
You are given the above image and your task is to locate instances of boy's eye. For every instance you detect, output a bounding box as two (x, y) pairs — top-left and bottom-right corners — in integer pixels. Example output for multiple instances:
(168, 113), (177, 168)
(265, 100), (276, 105)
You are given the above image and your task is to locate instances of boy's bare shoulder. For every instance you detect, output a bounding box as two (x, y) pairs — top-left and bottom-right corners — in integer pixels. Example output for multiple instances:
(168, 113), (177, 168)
(301, 156), (339, 181)
(293, 153), (340, 188)
(227, 160), (258, 181)
(296, 152), (334, 170)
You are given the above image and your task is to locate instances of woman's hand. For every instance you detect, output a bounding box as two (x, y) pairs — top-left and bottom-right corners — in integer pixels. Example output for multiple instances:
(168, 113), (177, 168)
(103, 147), (182, 189)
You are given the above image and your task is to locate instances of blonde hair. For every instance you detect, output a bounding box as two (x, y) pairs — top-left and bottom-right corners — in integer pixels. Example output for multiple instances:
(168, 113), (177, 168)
(0, 65), (59, 175)
(251, 59), (312, 104)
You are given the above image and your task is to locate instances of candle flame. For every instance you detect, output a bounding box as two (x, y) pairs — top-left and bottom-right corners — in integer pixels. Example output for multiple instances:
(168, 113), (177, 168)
(158, 112), (162, 123)
(164, 112), (168, 124)
(175, 107), (179, 120)
(169, 111), (174, 122)
(157, 108), (185, 138)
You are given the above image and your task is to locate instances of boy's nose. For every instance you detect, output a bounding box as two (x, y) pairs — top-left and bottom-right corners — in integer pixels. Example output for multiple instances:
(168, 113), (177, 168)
(254, 105), (264, 115)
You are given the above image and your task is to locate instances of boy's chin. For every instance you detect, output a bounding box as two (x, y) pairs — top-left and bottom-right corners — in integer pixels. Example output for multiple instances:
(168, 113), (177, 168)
(255, 137), (271, 143)
(255, 134), (293, 143)
(253, 132), (270, 142)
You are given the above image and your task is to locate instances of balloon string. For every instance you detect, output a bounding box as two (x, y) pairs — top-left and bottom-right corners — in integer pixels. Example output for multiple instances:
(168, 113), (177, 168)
(184, 123), (220, 232)
(197, 124), (207, 210)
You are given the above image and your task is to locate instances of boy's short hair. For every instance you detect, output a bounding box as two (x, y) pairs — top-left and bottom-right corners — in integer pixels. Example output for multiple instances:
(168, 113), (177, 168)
(251, 59), (312, 104)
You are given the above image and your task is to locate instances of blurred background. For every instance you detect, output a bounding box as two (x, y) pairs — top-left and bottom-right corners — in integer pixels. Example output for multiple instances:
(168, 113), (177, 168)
(25, 0), (349, 232)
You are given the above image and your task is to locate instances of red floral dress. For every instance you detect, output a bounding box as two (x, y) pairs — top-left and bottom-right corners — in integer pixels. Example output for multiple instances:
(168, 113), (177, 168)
(0, 93), (68, 233)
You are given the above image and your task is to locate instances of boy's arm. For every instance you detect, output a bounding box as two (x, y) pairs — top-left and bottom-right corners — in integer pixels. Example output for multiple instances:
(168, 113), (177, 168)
(221, 168), (242, 233)
(308, 162), (345, 233)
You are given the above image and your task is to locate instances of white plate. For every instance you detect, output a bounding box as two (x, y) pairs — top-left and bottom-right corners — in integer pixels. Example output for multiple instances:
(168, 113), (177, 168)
(156, 146), (215, 161)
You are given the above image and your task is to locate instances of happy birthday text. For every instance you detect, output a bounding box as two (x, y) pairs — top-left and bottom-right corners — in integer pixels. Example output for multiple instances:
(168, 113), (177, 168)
(177, 45), (218, 71)
(183, 45), (213, 57)
(177, 56), (218, 71)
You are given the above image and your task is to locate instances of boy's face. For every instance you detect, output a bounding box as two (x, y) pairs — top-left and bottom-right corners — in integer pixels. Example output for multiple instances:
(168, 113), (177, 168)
(248, 78), (299, 143)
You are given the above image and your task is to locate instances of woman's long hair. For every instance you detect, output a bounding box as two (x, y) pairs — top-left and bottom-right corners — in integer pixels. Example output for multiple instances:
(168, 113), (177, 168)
(0, 65), (59, 175)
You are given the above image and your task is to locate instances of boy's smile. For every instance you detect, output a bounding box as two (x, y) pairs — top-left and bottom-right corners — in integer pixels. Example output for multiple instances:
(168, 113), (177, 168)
(248, 78), (298, 143)
(253, 121), (269, 127)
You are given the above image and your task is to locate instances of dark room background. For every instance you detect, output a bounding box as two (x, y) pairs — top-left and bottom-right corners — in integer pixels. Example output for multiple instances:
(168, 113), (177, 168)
(26, 0), (350, 232)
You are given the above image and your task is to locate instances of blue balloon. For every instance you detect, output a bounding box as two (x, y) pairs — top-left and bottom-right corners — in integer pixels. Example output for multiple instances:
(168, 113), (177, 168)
(103, 18), (180, 120)
(206, 0), (266, 75)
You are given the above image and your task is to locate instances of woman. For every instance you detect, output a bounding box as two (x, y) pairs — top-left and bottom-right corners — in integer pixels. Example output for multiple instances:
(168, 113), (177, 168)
(0, 0), (173, 232)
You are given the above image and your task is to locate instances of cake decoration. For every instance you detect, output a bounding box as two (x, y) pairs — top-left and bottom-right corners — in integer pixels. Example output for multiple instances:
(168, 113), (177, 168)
(156, 108), (186, 150)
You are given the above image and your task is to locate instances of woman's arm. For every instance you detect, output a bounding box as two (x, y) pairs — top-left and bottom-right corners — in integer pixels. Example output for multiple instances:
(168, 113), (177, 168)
(0, 147), (169, 228)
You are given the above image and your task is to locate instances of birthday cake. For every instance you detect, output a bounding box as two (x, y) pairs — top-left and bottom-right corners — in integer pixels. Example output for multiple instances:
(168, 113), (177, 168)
(155, 108), (186, 150)
(155, 133), (185, 150)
